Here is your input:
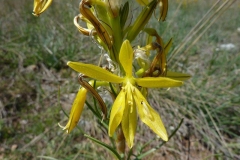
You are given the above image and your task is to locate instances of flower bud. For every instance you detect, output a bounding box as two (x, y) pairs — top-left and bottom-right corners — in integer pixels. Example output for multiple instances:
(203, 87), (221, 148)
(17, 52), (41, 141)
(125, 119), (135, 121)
(33, 0), (53, 17)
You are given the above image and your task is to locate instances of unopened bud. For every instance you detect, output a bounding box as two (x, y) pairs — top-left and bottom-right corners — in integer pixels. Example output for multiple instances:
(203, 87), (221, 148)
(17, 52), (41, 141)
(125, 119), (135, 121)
(33, 0), (53, 17)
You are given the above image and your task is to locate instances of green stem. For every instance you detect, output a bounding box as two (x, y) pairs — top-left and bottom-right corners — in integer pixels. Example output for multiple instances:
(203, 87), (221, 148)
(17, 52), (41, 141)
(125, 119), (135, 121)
(136, 118), (184, 159)
(84, 134), (122, 160)
(110, 16), (123, 64)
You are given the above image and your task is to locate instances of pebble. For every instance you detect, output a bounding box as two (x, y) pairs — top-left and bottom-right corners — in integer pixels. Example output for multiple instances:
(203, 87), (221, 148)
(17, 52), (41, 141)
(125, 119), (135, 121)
(216, 43), (236, 51)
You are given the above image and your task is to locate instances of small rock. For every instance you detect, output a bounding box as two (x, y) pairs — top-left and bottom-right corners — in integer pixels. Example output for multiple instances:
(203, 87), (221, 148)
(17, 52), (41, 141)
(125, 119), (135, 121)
(237, 27), (240, 34)
(11, 144), (18, 151)
(169, 126), (175, 130)
(20, 119), (28, 125)
(25, 65), (38, 72)
(216, 43), (236, 51)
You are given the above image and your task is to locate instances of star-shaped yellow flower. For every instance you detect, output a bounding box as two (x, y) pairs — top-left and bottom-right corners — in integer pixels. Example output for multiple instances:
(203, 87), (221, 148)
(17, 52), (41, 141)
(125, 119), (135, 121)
(67, 40), (188, 148)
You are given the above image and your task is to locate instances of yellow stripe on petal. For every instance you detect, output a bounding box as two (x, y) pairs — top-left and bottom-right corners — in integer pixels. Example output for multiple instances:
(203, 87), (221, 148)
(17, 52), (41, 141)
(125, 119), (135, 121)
(108, 90), (126, 136)
(67, 61), (123, 83)
(119, 40), (133, 77)
(122, 108), (137, 148)
(133, 87), (168, 141)
(136, 77), (183, 88)
(121, 85), (137, 148)
(166, 71), (191, 81)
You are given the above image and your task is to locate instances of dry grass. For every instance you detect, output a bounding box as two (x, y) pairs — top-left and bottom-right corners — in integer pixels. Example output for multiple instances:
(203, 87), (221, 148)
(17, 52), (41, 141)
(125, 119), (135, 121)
(0, 0), (240, 159)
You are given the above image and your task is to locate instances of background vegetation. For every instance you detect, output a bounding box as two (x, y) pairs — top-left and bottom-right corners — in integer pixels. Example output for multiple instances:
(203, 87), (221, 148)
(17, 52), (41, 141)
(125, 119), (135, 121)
(0, 0), (239, 159)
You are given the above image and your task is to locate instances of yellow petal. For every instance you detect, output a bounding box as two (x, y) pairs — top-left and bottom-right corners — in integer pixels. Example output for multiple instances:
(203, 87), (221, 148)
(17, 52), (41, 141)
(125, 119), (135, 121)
(33, 0), (53, 16)
(133, 87), (168, 141)
(166, 71), (191, 81)
(60, 87), (87, 133)
(119, 40), (133, 77)
(108, 90), (126, 136)
(136, 77), (183, 88)
(67, 61), (123, 83)
(121, 85), (137, 148)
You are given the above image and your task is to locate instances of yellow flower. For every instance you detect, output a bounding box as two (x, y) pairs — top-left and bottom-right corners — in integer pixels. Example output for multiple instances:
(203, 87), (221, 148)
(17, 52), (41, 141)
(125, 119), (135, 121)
(33, 0), (53, 16)
(67, 40), (188, 147)
(59, 87), (87, 133)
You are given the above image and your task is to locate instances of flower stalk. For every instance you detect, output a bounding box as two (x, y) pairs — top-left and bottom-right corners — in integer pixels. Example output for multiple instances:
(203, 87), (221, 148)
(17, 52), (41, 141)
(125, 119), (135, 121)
(32, 0), (191, 158)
